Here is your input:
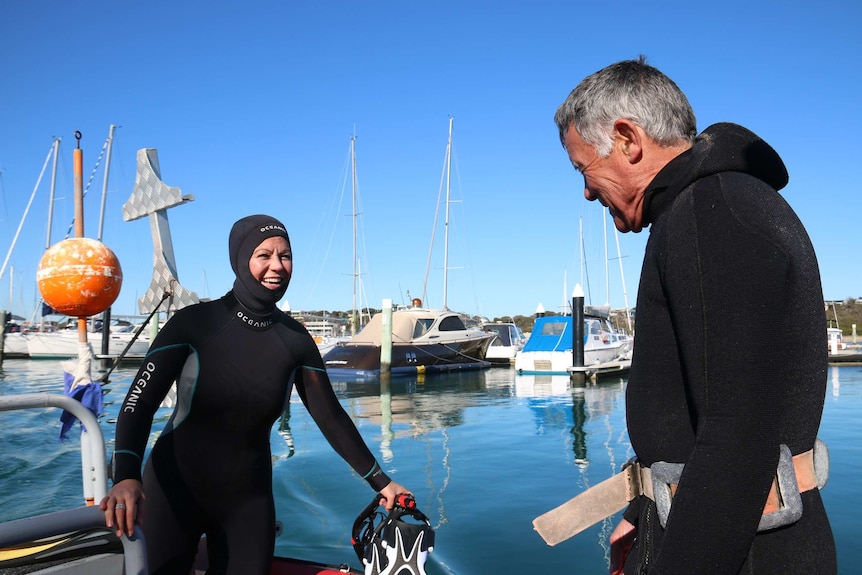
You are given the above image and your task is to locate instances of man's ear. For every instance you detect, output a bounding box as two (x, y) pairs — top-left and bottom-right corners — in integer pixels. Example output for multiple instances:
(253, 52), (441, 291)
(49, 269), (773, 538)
(613, 119), (643, 164)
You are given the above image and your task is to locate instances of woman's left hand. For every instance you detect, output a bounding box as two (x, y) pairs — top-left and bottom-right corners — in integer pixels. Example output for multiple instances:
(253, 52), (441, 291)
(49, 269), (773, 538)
(378, 480), (412, 511)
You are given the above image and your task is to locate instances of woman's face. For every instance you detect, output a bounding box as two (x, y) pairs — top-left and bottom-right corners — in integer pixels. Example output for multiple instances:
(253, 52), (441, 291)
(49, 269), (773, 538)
(248, 236), (292, 292)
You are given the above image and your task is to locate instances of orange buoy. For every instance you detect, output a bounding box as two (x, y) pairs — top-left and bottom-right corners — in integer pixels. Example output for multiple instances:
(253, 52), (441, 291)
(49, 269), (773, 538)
(37, 237), (123, 317)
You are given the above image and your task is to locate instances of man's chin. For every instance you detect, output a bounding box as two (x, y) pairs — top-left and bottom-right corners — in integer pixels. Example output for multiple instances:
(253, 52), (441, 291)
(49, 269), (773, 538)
(613, 218), (639, 234)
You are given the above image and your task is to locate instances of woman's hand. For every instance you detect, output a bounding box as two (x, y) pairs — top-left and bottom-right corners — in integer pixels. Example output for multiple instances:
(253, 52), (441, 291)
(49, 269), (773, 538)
(609, 518), (636, 575)
(377, 480), (412, 511)
(99, 479), (146, 537)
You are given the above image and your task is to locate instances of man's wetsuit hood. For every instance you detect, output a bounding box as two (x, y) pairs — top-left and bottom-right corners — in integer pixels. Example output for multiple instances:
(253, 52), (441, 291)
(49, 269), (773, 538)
(641, 122), (789, 227)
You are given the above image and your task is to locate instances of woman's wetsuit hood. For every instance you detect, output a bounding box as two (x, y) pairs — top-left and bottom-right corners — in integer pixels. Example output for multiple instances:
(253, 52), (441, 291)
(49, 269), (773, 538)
(228, 214), (291, 314)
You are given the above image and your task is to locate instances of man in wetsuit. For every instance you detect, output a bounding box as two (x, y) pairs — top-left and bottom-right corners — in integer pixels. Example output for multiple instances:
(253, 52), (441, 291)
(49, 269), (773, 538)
(554, 59), (836, 573)
(101, 214), (410, 575)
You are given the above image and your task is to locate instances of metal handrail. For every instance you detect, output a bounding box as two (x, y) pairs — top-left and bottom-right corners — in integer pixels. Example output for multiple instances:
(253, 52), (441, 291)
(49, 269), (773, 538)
(0, 392), (107, 502)
(0, 393), (147, 574)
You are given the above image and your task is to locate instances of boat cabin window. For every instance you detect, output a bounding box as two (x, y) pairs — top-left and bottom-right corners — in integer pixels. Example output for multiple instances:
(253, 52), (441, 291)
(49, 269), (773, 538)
(413, 319), (435, 339)
(588, 320), (602, 334)
(439, 316), (467, 331)
(540, 321), (567, 336)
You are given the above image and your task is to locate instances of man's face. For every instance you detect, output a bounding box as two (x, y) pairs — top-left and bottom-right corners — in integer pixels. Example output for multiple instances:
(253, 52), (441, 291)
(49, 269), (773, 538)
(563, 126), (641, 233)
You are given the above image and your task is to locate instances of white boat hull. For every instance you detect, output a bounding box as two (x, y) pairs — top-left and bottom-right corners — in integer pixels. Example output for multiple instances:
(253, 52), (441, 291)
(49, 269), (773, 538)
(514, 344), (625, 374)
(25, 331), (150, 359)
(2, 333), (30, 358)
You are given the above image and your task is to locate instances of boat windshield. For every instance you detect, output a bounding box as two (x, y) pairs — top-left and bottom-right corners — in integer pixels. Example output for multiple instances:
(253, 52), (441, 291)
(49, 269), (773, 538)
(540, 321), (567, 336)
(486, 325), (512, 346)
(413, 319), (435, 339)
(439, 316), (467, 331)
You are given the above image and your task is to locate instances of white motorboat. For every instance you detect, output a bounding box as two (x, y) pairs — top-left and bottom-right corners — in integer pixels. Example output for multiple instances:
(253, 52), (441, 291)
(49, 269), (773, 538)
(483, 322), (527, 365)
(515, 309), (631, 375)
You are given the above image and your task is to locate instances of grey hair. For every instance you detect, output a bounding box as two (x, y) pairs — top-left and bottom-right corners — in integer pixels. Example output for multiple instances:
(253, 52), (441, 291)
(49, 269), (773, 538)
(554, 56), (697, 157)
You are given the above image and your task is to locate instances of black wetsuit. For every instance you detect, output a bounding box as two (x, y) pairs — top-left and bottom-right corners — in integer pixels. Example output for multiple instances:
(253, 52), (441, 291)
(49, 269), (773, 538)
(113, 292), (390, 574)
(622, 123), (836, 573)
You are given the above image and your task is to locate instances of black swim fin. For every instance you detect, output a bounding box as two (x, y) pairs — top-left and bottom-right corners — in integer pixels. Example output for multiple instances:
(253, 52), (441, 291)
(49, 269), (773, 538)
(352, 494), (435, 575)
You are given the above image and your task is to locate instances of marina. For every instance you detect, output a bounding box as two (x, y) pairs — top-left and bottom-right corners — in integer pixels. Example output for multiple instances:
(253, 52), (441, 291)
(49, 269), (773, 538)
(1, 359), (859, 573)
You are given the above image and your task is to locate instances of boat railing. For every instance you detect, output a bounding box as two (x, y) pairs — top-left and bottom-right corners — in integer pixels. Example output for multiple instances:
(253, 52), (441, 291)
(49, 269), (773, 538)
(0, 392), (148, 574)
(0, 506), (147, 575)
(0, 393), (107, 503)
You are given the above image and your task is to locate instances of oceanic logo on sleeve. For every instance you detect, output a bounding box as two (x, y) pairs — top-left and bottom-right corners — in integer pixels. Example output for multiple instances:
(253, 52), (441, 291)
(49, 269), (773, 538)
(123, 361), (156, 413)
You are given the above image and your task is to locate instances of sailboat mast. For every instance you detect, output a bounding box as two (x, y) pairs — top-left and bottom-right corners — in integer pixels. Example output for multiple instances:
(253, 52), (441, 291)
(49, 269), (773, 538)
(97, 124), (116, 242)
(46, 138), (61, 249)
(442, 116), (453, 310)
(0, 141), (57, 283)
(351, 134), (358, 335)
(613, 226), (633, 333)
(578, 217), (592, 305)
(604, 209), (610, 306)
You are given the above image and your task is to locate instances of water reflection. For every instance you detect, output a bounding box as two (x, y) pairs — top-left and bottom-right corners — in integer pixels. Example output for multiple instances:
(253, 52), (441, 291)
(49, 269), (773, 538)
(297, 369), (634, 472)
(831, 365), (840, 397)
(276, 403), (296, 459)
(513, 373), (629, 467)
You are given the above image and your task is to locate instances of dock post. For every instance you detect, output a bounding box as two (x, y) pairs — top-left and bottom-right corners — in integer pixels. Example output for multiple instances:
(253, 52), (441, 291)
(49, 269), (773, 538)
(99, 308), (111, 370)
(150, 313), (161, 343)
(0, 310), (6, 364)
(380, 298), (392, 377)
(569, 284), (587, 385)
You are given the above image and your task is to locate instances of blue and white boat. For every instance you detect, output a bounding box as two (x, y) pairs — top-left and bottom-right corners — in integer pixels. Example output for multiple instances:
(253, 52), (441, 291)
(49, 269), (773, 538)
(514, 308), (631, 375)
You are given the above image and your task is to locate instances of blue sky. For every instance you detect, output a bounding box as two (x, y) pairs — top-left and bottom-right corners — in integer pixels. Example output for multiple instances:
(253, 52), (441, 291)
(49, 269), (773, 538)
(2, 1), (860, 322)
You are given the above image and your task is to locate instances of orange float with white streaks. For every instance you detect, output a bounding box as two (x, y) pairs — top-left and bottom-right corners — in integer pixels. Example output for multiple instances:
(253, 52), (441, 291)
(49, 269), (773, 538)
(36, 237), (123, 317)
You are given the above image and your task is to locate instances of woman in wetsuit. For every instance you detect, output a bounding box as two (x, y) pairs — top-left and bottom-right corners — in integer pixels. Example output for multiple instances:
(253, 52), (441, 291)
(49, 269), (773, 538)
(101, 214), (410, 575)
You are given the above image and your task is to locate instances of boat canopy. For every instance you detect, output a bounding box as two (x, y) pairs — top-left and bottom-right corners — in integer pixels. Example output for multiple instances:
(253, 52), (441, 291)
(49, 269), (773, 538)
(522, 316), (573, 353)
(349, 310), (469, 345)
(521, 316), (603, 353)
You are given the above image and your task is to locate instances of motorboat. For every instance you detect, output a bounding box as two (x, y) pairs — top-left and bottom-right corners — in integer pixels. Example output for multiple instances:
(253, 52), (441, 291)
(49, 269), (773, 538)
(482, 322), (527, 365)
(515, 308), (631, 375)
(323, 305), (495, 379)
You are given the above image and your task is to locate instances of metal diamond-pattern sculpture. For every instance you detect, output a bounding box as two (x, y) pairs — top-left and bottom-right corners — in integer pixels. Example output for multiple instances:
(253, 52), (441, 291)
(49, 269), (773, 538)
(123, 148), (199, 315)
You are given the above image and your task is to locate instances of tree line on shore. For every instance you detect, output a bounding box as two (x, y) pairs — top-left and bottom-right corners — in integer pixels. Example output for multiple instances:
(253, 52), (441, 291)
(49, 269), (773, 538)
(827, 298), (862, 335)
(298, 296), (861, 340)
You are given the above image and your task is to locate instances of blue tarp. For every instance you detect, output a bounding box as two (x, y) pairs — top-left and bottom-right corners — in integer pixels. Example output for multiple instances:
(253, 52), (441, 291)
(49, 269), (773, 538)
(59, 371), (103, 441)
(522, 316), (577, 353)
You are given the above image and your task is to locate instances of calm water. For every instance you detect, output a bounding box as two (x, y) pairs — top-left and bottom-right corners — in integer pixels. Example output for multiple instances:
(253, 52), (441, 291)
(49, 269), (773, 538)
(1, 359), (860, 574)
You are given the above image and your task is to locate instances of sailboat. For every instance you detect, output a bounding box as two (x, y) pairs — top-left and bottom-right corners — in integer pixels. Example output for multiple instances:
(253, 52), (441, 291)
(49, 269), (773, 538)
(300, 134), (368, 355)
(1, 138), (61, 360)
(323, 118), (495, 379)
(4, 128), (152, 361)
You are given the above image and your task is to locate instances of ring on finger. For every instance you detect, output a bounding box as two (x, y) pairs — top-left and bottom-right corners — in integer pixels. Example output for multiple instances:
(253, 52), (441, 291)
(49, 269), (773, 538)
(115, 503), (126, 510)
